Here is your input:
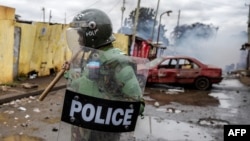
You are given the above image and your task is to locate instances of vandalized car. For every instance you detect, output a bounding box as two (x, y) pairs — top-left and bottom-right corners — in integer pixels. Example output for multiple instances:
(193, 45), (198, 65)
(140, 56), (223, 90)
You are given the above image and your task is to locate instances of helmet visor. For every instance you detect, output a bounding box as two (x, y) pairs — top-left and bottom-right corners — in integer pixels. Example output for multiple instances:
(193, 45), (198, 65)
(66, 27), (86, 53)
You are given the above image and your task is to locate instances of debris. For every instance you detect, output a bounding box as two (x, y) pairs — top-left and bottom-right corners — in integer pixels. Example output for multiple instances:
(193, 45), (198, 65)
(198, 118), (230, 128)
(21, 83), (38, 89)
(165, 91), (179, 95)
(156, 107), (184, 114)
(174, 109), (182, 113)
(10, 101), (15, 105)
(154, 101), (160, 107)
(1, 85), (10, 91)
(33, 108), (40, 113)
(166, 107), (175, 113)
(29, 96), (36, 100)
(28, 70), (38, 79)
(21, 123), (28, 127)
(52, 127), (59, 132)
(4, 110), (14, 114)
(25, 115), (30, 119)
(1, 85), (22, 93)
(168, 88), (184, 93)
(18, 107), (27, 111)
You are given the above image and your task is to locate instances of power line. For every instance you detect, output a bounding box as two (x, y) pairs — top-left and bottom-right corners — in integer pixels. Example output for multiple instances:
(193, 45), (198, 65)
(107, 0), (122, 13)
(51, 0), (103, 23)
(66, 0), (102, 21)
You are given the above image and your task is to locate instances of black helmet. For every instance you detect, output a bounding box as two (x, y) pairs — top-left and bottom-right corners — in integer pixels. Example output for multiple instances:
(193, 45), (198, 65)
(66, 9), (115, 49)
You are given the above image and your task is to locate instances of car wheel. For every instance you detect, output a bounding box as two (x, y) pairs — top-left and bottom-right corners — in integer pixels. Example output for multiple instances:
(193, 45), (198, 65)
(136, 74), (146, 89)
(194, 77), (211, 90)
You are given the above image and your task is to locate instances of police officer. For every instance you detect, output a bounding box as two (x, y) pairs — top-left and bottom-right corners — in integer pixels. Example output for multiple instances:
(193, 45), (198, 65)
(64, 8), (145, 141)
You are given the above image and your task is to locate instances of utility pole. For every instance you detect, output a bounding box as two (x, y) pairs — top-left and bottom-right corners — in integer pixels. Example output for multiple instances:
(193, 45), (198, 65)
(247, 4), (250, 44)
(176, 10), (181, 28)
(174, 10), (181, 40)
(247, 4), (250, 70)
(241, 4), (250, 70)
(130, 0), (141, 55)
(120, 0), (126, 33)
(49, 10), (52, 24)
(64, 13), (66, 25)
(42, 7), (45, 23)
(156, 10), (172, 45)
(151, 0), (160, 41)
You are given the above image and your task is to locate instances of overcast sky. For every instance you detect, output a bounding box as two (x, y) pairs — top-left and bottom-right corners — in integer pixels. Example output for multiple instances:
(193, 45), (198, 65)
(1, 0), (250, 68)
(1, 0), (249, 34)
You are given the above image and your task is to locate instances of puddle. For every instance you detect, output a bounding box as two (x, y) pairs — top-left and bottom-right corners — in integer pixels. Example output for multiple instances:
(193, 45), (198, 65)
(209, 92), (232, 108)
(219, 79), (245, 87)
(134, 116), (214, 141)
(1, 135), (45, 141)
(145, 88), (219, 107)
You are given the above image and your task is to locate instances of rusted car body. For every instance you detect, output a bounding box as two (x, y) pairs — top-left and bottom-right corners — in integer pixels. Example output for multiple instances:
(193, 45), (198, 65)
(145, 56), (223, 90)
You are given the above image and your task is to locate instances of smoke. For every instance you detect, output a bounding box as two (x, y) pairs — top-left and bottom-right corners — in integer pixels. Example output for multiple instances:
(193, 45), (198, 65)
(120, 17), (150, 40)
(119, 7), (170, 44)
(119, 7), (248, 72)
(168, 28), (248, 71)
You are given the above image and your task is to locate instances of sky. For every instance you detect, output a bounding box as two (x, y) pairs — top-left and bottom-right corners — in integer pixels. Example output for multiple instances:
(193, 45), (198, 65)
(1, 0), (250, 70)
(1, 0), (248, 35)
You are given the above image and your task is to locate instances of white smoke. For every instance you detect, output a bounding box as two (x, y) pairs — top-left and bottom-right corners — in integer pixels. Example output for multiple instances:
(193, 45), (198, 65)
(166, 28), (247, 71)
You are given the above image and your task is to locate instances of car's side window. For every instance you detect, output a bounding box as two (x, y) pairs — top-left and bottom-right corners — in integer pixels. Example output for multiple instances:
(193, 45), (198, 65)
(159, 59), (170, 68)
(179, 59), (195, 69)
(169, 59), (178, 69)
(178, 59), (185, 68)
(187, 59), (199, 69)
(161, 59), (170, 65)
(192, 62), (199, 69)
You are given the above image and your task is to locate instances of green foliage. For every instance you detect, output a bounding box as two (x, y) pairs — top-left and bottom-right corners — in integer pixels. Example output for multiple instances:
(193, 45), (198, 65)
(120, 7), (169, 45)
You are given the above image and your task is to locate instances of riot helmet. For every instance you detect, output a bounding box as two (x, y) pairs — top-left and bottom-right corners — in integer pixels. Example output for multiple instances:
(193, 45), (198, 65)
(66, 9), (115, 49)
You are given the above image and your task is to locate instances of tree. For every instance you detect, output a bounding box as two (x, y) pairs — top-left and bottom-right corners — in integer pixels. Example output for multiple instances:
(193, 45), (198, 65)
(171, 22), (219, 46)
(119, 7), (170, 46)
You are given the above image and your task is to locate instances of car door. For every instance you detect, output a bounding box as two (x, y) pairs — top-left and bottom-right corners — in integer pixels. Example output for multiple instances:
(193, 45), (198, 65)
(157, 58), (178, 83)
(177, 58), (201, 83)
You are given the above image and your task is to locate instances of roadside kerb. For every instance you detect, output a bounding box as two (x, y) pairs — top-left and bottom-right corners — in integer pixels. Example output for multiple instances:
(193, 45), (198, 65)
(0, 84), (66, 104)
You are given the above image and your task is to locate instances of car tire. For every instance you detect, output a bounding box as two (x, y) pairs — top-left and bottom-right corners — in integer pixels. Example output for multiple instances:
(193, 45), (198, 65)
(194, 77), (211, 90)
